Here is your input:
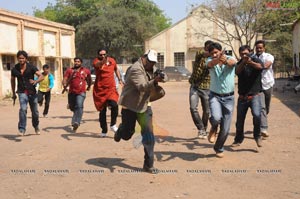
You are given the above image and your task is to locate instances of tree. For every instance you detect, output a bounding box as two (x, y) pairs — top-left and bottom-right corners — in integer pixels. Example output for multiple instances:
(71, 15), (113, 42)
(193, 0), (299, 67)
(34, 0), (171, 60)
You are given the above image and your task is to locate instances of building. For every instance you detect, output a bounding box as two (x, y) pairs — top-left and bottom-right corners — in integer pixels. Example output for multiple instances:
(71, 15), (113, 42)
(0, 8), (75, 97)
(292, 18), (300, 74)
(145, 6), (251, 71)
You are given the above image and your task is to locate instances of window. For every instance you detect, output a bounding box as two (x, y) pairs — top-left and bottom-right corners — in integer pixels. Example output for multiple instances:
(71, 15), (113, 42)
(157, 53), (164, 68)
(2, 55), (15, 71)
(62, 59), (71, 74)
(46, 58), (56, 76)
(174, 52), (185, 66)
(27, 57), (38, 69)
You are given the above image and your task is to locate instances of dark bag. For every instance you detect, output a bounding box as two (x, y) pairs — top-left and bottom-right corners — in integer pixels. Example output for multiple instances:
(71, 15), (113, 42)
(150, 85), (165, 102)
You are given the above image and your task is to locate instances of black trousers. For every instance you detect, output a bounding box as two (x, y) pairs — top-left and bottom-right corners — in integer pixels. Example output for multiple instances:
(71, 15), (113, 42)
(37, 90), (51, 115)
(99, 100), (118, 133)
(117, 106), (155, 168)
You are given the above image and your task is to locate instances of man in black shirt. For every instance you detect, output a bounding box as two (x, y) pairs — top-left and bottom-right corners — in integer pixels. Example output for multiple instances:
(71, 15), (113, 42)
(232, 45), (264, 147)
(11, 50), (44, 136)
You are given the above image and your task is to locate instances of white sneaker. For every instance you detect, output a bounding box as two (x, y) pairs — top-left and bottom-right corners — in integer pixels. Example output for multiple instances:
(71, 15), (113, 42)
(261, 130), (269, 137)
(100, 133), (107, 137)
(198, 130), (207, 139)
(110, 125), (118, 133)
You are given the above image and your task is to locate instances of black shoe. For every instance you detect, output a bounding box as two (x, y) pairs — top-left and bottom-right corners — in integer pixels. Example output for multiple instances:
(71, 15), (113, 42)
(255, 138), (262, 147)
(72, 123), (79, 132)
(35, 127), (40, 135)
(294, 88), (298, 94)
(114, 130), (121, 142)
(143, 165), (158, 174)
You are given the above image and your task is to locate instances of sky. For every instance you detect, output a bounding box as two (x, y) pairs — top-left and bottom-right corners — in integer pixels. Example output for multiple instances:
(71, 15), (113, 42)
(0, 0), (205, 24)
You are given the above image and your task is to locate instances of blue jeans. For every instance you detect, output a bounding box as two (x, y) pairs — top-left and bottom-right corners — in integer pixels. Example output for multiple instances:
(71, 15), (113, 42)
(235, 95), (261, 143)
(68, 92), (86, 126)
(209, 93), (235, 153)
(189, 86), (210, 131)
(261, 87), (272, 131)
(18, 93), (39, 131)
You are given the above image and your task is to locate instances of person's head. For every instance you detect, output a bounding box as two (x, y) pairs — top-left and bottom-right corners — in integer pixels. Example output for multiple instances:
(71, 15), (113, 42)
(239, 45), (251, 59)
(142, 49), (158, 72)
(17, 50), (28, 65)
(208, 42), (223, 58)
(74, 57), (82, 68)
(42, 64), (50, 74)
(97, 48), (107, 61)
(255, 40), (266, 56)
(204, 40), (214, 57)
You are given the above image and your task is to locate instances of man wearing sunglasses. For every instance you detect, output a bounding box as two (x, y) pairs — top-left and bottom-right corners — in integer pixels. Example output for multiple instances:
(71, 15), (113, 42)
(92, 49), (123, 137)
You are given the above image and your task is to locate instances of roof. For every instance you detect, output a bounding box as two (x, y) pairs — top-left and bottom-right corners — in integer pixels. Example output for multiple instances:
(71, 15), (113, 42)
(0, 8), (75, 31)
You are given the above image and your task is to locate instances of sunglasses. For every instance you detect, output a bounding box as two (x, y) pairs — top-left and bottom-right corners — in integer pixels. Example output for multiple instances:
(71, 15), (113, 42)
(99, 54), (106, 56)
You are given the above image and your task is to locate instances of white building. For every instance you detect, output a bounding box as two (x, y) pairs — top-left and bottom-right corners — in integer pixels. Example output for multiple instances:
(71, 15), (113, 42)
(292, 18), (300, 73)
(144, 6), (243, 71)
(0, 8), (75, 97)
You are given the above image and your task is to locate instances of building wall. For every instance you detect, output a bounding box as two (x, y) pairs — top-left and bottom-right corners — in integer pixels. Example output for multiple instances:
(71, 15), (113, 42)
(292, 19), (300, 71)
(0, 8), (75, 97)
(145, 6), (252, 72)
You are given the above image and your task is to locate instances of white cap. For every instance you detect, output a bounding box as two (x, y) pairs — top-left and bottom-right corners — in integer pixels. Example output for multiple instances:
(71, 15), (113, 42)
(144, 49), (158, 63)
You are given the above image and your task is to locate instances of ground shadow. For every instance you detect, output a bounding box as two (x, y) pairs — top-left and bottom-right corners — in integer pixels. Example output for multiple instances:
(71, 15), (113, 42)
(0, 134), (22, 142)
(155, 151), (215, 162)
(85, 157), (141, 172)
(61, 131), (103, 140)
(42, 125), (72, 133)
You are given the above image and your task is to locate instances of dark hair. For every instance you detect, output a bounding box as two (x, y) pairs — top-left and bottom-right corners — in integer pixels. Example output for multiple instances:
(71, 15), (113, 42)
(204, 40), (214, 48)
(97, 48), (107, 55)
(42, 64), (49, 69)
(17, 50), (28, 59)
(255, 40), (265, 47)
(74, 57), (82, 62)
(239, 45), (251, 52)
(131, 57), (138, 64)
(208, 42), (222, 53)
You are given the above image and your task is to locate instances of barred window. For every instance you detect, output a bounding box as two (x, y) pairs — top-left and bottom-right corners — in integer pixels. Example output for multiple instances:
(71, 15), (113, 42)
(2, 55), (15, 71)
(27, 57), (38, 69)
(46, 58), (56, 77)
(157, 53), (164, 68)
(62, 59), (71, 74)
(174, 52), (185, 66)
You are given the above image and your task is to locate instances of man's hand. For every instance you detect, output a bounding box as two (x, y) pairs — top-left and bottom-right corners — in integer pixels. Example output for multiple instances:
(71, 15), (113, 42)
(12, 93), (17, 106)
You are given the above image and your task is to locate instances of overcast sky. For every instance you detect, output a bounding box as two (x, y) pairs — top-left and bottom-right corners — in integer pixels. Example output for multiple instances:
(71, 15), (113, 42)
(0, 0), (205, 24)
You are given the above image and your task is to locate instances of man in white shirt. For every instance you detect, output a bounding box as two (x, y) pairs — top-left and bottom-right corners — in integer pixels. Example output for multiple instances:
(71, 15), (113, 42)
(254, 40), (275, 137)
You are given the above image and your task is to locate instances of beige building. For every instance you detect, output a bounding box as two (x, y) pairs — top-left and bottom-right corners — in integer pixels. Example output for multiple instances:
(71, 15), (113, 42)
(0, 8), (75, 97)
(292, 18), (300, 73)
(145, 6), (247, 71)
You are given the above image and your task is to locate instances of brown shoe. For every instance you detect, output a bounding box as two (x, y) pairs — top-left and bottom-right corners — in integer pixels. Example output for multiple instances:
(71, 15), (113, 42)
(255, 138), (263, 147)
(208, 127), (217, 143)
(216, 152), (224, 158)
(261, 130), (269, 137)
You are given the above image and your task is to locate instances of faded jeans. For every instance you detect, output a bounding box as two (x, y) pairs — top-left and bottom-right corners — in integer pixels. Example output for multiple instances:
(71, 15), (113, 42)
(189, 86), (210, 131)
(209, 93), (235, 153)
(68, 92), (86, 126)
(261, 87), (272, 132)
(235, 94), (262, 143)
(18, 93), (39, 131)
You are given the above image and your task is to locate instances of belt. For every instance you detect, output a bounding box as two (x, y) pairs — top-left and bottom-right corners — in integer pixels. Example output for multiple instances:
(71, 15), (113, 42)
(211, 91), (234, 97)
(238, 93), (259, 100)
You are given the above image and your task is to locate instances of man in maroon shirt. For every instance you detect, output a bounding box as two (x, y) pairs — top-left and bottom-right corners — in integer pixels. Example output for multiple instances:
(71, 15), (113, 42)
(63, 57), (92, 132)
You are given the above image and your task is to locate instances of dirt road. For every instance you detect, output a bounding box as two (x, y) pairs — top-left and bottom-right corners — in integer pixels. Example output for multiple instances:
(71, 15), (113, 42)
(0, 80), (299, 199)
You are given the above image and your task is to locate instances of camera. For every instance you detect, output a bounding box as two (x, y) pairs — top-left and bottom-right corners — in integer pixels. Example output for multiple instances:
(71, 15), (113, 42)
(154, 69), (165, 79)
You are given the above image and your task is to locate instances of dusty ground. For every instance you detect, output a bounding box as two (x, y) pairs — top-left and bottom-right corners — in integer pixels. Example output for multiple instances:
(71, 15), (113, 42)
(0, 80), (299, 199)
